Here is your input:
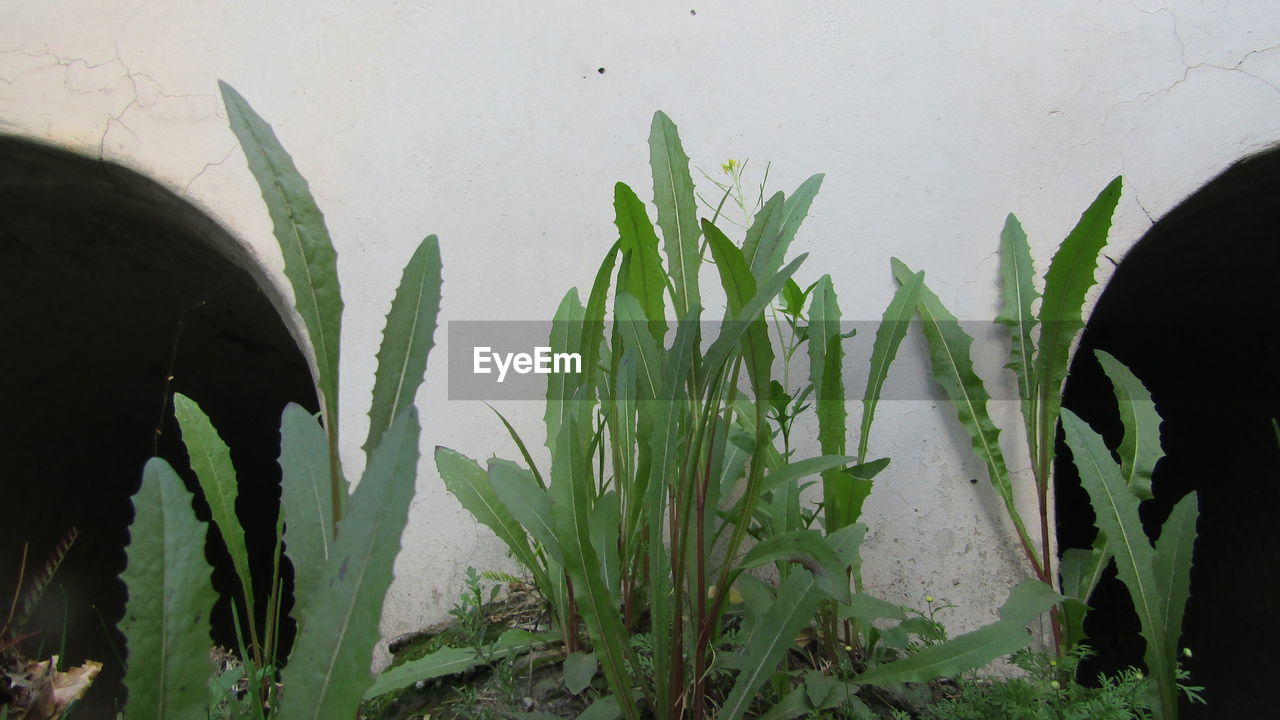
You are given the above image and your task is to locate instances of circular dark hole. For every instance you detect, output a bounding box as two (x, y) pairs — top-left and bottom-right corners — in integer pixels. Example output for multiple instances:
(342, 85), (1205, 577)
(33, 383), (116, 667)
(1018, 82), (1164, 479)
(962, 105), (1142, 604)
(1057, 149), (1280, 717)
(0, 137), (319, 714)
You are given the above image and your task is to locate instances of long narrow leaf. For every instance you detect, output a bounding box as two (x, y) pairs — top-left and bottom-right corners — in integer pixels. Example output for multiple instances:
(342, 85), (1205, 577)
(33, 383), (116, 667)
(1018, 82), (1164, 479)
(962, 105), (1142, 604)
(1153, 492), (1198, 654)
(364, 629), (551, 700)
(220, 81), (343, 466)
(994, 214), (1040, 454)
(279, 404), (336, 613)
(173, 394), (255, 622)
(363, 235), (442, 460)
(614, 182), (668, 343)
(1034, 177), (1122, 481)
(280, 409), (421, 720)
(549, 420), (640, 720)
(437, 448), (544, 585)
(1060, 409), (1165, 668)
(860, 270), (923, 463)
(1096, 349), (1161, 500)
(121, 459), (218, 720)
(890, 259), (1036, 569)
(742, 192), (785, 281)
(649, 111), (701, 319)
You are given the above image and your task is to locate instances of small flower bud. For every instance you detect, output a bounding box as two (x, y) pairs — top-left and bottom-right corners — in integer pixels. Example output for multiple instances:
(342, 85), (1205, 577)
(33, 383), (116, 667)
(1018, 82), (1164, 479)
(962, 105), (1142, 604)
(1182, 647), (1193, 658)
(925, 595), (935, 604)
(1049, 680), (1061, 691)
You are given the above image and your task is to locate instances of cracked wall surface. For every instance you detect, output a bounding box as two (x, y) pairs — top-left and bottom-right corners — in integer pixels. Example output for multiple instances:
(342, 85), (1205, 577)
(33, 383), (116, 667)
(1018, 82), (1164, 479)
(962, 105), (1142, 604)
(3, 0), (1279, 670)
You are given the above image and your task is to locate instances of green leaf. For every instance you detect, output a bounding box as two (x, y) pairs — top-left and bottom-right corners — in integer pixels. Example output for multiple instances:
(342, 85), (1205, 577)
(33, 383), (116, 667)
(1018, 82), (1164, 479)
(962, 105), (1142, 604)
(994, 214), (1040, 454)
(545, 290), (585, 454)
(579, 241), (622, 422)
(1096, 349), (1161, 500)
(280, 409), (421, 720)
(364, 629), (551, 699)
(736, 529), (850, 603)
(173, 393), (254, 621)
(854, 620), (1030, 686)
(807, 276), (853, 530)
(649, 110), (701, 319)
(770, 174), (824, 276)
(704, 219), (771, 391)
(589, 491), (622, 605)
(614, 182), (668, 343)
(488, 458), (561, 566)
(720, 568), (826, 720)
(1060, 409), (1165, 665)
(759, 455), (860, 495)
(860, 269), (923, 463)
(437, 448), (544, 586)
(840, 593), (906, 623)
(548, 421), (640, 720)
(279, 404), (336, 613)
(890, 259), (1035, 567)
(220, 81), (343, 455)
(720, 526), (864, 720)
(363, 235), (442, 460)
(1034, 177), (1122, 480)
(757, 676), (866, 720)
(997, 577), (1064, 627)
(121, 458), (218, 720)
(742, 192), (786, 281)
(1152, 492), (1198, 694)
(577, 694), (623, 720)
(564, 651), (598, 695)
(702, 252), (808, 383)
(1059, 541), (1109, 625)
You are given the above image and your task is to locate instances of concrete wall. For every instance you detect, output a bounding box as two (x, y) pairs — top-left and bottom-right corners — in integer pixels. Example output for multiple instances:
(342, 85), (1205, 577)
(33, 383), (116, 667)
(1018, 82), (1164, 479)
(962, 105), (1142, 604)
(4, 0), (1279, 664)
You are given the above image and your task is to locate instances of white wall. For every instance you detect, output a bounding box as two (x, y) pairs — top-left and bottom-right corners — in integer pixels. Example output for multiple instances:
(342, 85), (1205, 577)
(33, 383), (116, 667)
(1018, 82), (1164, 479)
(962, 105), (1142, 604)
(4, 0), (1279, 665)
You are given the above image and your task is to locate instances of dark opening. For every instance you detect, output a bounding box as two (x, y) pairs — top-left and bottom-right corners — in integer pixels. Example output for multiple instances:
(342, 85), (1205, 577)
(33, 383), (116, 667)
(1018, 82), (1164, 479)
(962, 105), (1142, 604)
(1057, 149), (1280, 717)
(0, 137), (319, 714)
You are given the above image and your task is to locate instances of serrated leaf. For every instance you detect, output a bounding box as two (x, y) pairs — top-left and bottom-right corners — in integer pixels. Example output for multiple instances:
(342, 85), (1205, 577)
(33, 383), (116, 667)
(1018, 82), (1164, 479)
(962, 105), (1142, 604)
(488, 459), (560, 566)
(1034, 177), (1122, 480)
(649, 111), (701, 319)
(280, 409), (421, 720)
(220, 81), (342, 456)
(614, 182), (668, 343)
(995, 214), (1040, 453)
(860, 269), (923, 463)
(437, 448), (543, 586)
(280, 403), (336, 613)
(743, 192), (786, 282)
(704, 219), (772, 392)
(1152, 492), (1198, 696)
(173, 393), (254, 621)
(363, 235), (442, 459)
(1096, 349), (1161, 500)
(1060, 408), (1165, 662)
(890, 259), (1035, 565)
(121, 458), (218, 720)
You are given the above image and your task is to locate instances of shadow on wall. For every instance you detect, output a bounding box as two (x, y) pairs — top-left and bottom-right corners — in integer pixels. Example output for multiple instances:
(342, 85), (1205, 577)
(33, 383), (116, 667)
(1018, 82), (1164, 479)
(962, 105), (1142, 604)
(0, 137), (319, 714)
(1057, 148), (1280, 718)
